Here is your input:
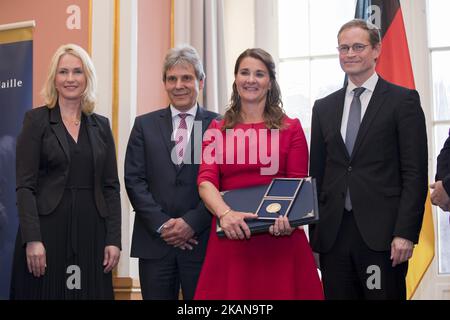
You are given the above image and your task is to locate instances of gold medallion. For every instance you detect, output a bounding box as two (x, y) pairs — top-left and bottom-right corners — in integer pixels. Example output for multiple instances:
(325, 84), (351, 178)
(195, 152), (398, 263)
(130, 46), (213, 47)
(266, 203), (282, 214)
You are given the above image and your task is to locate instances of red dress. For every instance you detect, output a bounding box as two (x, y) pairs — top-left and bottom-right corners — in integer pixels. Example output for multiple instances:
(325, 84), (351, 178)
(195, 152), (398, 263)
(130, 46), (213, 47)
(194, 117), (324, 300)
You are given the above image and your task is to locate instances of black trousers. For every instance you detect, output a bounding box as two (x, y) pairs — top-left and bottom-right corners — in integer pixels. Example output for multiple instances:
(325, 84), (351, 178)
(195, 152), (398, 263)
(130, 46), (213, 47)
(320, 210), (408, 300)
(138, 250), (204, 300)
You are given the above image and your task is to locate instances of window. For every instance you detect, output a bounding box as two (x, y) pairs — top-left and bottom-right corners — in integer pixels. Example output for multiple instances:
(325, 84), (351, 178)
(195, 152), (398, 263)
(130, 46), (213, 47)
(428, 0), (450, 274)
(277, 0), (355, 140)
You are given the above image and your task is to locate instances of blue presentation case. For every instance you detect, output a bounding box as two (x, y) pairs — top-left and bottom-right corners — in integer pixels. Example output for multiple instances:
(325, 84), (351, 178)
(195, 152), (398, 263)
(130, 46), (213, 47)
(217, 177), (319, 236)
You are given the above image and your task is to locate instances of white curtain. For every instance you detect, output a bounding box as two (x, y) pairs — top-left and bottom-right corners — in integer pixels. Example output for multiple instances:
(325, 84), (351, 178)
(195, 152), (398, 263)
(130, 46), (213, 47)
(174, 0), (228, 114)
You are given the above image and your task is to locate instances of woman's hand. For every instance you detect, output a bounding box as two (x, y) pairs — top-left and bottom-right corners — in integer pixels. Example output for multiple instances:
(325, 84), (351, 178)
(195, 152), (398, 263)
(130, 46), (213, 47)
(26, 241), (46, 277)
(220, 210), (258, 240)
(269, 215), (294, 237)
(103, 245), (121, 273)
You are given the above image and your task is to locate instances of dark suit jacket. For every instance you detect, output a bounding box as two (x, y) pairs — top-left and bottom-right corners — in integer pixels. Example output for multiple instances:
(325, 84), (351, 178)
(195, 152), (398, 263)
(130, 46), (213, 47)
(309, 77), (428, 253)
(435, 135), (450, 195)
(125, 106), (218, 260)
(16, 105), (121, 248)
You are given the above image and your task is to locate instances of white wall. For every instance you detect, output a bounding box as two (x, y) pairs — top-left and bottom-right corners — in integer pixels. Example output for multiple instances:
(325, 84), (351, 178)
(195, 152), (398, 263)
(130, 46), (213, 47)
(223, 0), (256, 101)
(91, 0), (139, 280)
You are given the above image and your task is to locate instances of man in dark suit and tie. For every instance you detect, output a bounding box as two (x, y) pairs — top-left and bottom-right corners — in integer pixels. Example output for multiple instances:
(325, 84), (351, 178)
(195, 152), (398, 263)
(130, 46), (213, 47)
(309, 19), (428, 299)
(125, 45), (218, 300)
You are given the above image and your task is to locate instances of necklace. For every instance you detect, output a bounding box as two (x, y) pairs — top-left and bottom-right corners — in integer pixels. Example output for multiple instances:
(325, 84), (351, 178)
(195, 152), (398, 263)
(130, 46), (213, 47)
(62, 116), (81, 126)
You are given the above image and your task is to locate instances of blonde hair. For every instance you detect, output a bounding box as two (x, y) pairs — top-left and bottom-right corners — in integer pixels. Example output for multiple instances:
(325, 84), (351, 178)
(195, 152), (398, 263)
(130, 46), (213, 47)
(41, 43), (97, 114)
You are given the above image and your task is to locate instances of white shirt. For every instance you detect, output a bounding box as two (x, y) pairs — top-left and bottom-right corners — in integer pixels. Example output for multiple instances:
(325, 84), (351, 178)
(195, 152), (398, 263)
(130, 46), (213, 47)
(340, 72), (379, 140)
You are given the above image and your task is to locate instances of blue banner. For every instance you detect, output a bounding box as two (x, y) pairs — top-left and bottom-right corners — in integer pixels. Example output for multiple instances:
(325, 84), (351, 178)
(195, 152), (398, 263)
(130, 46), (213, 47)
(0, 37), (32, 299)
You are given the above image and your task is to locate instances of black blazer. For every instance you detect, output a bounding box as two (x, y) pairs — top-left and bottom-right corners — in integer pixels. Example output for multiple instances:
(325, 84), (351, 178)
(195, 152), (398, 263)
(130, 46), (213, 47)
(16, 105), (121, 248)
(125, 106), (218, 259)
(309, 77), (428, 252)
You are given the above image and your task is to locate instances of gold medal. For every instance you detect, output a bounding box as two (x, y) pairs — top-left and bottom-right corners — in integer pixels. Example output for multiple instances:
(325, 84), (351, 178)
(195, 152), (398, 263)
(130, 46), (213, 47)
(266, 203), (281, 214)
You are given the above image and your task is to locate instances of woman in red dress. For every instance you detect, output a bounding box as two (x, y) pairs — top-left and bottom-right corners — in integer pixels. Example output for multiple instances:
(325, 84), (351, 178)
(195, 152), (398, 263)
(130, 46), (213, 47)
(194, 48), (323, 300)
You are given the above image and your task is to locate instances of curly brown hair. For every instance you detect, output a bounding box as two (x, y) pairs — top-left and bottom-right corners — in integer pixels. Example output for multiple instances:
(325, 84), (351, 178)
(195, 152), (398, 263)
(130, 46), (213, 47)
(223, 48), (285, 129)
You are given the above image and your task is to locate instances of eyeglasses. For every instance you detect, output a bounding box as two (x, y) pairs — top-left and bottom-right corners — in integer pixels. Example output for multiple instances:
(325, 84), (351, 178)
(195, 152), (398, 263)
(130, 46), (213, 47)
(337, 43), (370, 54)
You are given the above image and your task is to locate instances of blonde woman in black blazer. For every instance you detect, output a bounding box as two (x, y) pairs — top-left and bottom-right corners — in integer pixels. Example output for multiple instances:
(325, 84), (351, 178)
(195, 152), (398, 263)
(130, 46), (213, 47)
(10, 44), (121, 300)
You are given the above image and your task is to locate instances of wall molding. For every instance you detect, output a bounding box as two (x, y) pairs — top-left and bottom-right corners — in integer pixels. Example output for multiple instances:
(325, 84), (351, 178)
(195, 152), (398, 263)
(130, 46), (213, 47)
(113, 277), (142, 300)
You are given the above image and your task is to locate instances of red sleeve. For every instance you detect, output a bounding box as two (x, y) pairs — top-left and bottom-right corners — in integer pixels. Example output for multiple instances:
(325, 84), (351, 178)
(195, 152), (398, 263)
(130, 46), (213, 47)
(285, 118), (309, 178)
(197, 119), (223, 189)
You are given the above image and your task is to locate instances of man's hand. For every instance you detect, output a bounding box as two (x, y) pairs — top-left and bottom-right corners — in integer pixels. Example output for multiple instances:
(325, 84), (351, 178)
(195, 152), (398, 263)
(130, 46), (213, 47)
(430, 181), (450, 211)
(390, 237), (414, 267)
(161, 218), (195, 248)
(178, 237), (199, 251)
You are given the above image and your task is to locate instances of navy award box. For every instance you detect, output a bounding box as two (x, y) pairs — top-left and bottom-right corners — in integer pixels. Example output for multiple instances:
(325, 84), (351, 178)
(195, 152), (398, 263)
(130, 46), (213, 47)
(216, 177), (319, 236)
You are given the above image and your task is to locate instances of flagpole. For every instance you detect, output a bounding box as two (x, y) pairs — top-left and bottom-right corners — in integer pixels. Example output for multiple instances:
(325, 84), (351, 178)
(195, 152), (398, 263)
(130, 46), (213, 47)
(0, 21), (36, 31)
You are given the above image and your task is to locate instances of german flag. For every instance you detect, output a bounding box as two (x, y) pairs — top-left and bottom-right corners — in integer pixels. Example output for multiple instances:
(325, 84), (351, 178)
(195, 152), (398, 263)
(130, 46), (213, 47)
(355, 0), (435, 299)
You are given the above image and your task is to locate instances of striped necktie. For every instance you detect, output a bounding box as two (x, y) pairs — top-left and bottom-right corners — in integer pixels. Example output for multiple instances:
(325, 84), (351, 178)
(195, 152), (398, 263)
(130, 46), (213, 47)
(175, 113), (188, 164)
